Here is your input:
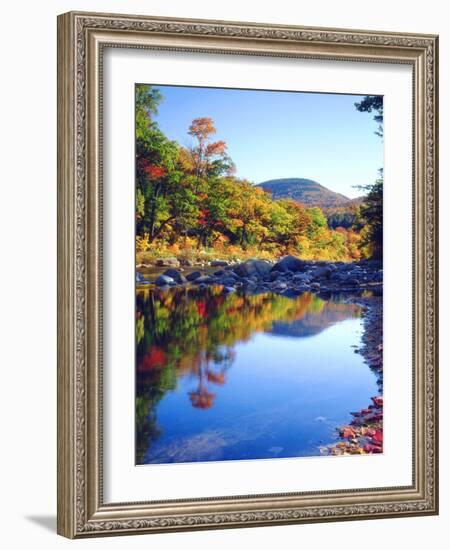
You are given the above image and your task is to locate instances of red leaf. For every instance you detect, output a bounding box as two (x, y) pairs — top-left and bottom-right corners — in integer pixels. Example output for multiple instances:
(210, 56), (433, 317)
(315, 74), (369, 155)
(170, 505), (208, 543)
(139, 346), (166, 371)
(363, 444), (383, 454)
(145, 164), (166, 179)
(340, 427), (356, 439)
(197, 301), (207, 317)
(372, 430), (383, 444)
(372, 396), (383, 408)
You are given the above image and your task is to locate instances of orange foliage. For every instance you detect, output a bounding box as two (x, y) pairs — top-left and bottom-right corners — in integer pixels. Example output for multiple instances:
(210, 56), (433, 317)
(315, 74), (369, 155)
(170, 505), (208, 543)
(188, 117), (216, 142)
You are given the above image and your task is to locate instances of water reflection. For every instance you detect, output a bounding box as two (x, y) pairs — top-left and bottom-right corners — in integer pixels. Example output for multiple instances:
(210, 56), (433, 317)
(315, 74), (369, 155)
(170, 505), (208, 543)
(136, 287), (373, 464)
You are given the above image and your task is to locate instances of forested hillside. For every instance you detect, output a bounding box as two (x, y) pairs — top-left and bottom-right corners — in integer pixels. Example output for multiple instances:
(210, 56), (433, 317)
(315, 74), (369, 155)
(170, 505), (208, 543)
(136, 85), (382, 263)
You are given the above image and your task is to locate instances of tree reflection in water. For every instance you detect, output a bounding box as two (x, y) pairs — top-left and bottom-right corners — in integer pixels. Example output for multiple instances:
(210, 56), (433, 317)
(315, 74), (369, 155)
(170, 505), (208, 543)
(135, 286), (362, 463)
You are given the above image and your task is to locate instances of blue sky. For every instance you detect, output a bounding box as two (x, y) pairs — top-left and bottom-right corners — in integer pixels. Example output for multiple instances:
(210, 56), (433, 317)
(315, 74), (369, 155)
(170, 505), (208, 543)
(149, 85), (383, 199)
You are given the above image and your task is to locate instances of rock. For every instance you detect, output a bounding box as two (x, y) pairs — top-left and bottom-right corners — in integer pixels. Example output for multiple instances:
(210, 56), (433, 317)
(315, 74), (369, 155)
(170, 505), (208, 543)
(233, 259), (272, 278)
(292, 272), (310, 283)
(220, 269), (238, 278)
(162, 268), (187, 284)
(136, 272), (147, 283)
(217, 277), (237, 286)
(310, 266), (333, 279)
(339, 263), (356, 272)
(329, 271), (347, 282)
(372, 270), (383, 282)
(222, 286), (236, 294)
(360, 259), (382, 269)
(186, 271), (202, 281)
(272, 282), (288, 292)
(271, 255), (308, 273)
(310, 282), (320, 291)
(155, 275), (175, 286)
(213, 269), (227, 277)
(210, 260), (229, 267)
(192, 275), (214, 285)
(156, 257), (180, 268)
(269, 271), (281, 282)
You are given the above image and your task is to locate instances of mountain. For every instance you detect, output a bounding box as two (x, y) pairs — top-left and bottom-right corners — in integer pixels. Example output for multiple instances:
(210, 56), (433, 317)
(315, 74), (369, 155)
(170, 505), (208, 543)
(256, 178), (357, 209)
(269, 301), (362, 339)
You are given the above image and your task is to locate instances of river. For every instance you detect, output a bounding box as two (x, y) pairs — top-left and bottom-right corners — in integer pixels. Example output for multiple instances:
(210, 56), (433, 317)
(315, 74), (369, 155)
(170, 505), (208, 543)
(136, 286), (378, 464)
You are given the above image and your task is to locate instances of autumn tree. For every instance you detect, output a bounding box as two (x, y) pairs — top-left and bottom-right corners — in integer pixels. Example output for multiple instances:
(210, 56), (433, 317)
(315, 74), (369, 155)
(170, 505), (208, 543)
(135, 87), (363, 261)
(135, 85), (181, 241)
(188, 117), (234, 179)
(227, 182), (271, 248)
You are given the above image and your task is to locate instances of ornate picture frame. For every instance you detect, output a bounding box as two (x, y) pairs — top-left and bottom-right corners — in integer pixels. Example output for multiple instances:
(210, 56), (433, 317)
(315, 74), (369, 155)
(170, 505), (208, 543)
(57, 11), (438, 538)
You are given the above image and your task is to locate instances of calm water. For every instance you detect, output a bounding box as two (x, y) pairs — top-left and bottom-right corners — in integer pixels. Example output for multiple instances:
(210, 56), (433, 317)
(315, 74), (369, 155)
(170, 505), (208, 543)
(135, 286), (378, 464)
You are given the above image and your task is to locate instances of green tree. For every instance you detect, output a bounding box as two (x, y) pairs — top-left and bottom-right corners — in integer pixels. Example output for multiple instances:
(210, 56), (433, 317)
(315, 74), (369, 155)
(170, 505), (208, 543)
(354, 172), (383, 259)
(354, 95), (384, 259)
(355, 95), (384, 138)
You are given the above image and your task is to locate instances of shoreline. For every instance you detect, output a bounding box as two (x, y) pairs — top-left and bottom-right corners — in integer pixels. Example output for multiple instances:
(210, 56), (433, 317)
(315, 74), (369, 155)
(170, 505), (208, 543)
(326, 296), (383, 456)
(136, 255), (383, 299)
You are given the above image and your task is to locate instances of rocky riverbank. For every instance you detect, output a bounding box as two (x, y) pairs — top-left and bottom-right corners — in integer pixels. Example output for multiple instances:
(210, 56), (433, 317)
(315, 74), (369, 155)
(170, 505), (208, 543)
(136, 255), (383, 299)
(326, 296), (383, 456)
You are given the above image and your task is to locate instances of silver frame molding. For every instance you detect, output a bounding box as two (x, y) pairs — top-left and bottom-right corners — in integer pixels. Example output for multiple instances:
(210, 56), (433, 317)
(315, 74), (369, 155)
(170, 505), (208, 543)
(57, 11), (439, 538)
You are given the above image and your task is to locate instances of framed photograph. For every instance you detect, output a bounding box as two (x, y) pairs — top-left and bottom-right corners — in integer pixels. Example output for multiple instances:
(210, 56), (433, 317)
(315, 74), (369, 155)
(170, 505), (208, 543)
(57, 11), (439, 538)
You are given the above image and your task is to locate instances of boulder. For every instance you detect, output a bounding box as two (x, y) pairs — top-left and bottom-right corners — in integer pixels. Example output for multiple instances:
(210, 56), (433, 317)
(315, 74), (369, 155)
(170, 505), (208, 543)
(192, 275), (215, 285)
(269, 271), (282, 282)
(310, 265), (333, 279)
(272, 281), (288, 292)
(156, 257), (180, 268)
(217, 277), (238, 287)
(210, 260), (229, 267)
(155, 275), (175, 286)
(136, 272), (147, 283)
(162, 268), (187, 284)
(222, 286), (236, 294)
(233, 259), (272, 278)
(372, 270), (383, 282)
(271, 255), (308, 273)
(330, 271), (347, 282)
(186, 271), (202, 281)
(292, 272), (310, 283)
(360, 259), (382, 269)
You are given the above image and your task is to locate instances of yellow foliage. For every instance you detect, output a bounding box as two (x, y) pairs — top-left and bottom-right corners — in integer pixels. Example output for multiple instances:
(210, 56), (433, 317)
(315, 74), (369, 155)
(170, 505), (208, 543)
(136, 233), (151, 252)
